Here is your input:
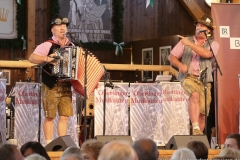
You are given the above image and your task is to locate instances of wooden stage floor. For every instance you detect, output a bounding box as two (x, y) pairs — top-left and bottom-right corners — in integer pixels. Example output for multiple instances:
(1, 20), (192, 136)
(47, 149), (221, 160)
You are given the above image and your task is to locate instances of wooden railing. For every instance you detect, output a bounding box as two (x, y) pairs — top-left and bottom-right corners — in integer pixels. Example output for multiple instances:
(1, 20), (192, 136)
(0, 60), (178, 76)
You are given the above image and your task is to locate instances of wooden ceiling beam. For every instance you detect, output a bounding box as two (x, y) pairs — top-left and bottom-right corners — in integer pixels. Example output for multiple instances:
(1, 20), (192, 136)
(179, 0), (205, 21)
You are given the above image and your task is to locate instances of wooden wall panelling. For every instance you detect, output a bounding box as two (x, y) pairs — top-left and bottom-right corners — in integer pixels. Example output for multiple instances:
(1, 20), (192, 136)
(35, 0), (51, 45)
(122, 0), (131, 43)
(132, 35), (179, 82)
(26, 0), (36, 82)
(179, 0), (205, 21)
(27, 0), (36, 58)
(26, 0), (51, 82)
(0, 49), (26, 93)
(143, 3), (158, 40)
(195, 0), (211, 15)
(94, 49), (131, 64)
(123, 0), (158, 43)
(0, 48), (24, 61)
(93, 48), (132, 81)
(0, 49), (10, 60)
(158, 0), (194, 37)
(123, 0), (211, 42)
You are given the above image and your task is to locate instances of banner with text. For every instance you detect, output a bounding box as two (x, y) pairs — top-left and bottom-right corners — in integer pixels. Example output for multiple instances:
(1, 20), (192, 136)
(130, 83), (189, 145)
(0, 79), (6, 143)
(94, 83), (129, 136)
(130, 83), (163, 146)
(14, 82), (78, 147)
(161, 82), (189, 144)
(212, 4), (240, 142)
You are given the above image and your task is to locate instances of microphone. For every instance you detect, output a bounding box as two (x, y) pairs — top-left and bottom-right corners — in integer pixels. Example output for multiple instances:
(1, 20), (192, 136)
(50, 56), (63, 60)
(26, 77), (31, 82)
(199, 66), (208, 81)
(103, 65), (107, 73)
(197, 30), (207, 34)
(200, 66), (208, 74)
(64, 31), (75, 35)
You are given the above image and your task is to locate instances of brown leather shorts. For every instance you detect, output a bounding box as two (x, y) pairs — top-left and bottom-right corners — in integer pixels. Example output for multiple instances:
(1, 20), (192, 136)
(181, 75), (212, 115)
(42, 81), (73, 118)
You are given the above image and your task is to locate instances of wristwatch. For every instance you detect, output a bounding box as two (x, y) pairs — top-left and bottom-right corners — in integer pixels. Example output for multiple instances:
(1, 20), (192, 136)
(205, 0), (221, 7)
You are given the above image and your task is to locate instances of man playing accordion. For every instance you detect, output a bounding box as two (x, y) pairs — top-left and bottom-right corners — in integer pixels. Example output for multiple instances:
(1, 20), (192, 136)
(29, 15), (74, 144)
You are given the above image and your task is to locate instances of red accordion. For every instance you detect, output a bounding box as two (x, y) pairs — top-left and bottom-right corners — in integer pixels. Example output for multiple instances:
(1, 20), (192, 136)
(70, 47), (104, 98)
(52, 46), (104, 98)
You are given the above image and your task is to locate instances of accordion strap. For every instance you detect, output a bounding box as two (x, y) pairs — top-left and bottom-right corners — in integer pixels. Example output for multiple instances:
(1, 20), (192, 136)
(46, 40), (60, 45)
(43, 68), (52, 76)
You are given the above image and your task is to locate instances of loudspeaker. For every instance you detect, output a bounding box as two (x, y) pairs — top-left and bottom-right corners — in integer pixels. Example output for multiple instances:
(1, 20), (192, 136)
(86, 93), (94, 116)
(95, 135), (133, 144)
(45, 135), (77, 151)
(165, 135), (210, 150)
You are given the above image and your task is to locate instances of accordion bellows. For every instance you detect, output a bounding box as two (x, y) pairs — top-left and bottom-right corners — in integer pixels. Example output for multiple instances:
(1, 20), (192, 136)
(70, 47), (104, 98)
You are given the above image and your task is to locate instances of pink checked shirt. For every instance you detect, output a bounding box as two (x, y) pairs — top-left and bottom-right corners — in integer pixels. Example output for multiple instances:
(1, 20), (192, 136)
(33, 36), (72, 56)
(171, 36), (219, 76)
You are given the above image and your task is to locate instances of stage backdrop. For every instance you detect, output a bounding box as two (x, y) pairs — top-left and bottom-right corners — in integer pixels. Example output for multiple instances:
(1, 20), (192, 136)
(59, 0), (112, 43)
(212, 3), (240, 144)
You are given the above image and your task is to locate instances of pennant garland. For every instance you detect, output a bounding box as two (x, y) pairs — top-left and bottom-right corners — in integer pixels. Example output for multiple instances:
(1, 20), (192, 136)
(21, 35), (26, 50)
(113, 42), (124, 56)
(17, 0), (21, 5)
(146, 0), (154, 8)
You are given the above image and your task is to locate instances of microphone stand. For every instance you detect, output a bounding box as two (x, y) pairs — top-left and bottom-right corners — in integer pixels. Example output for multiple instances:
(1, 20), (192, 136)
(199, 68), (208, 136)
(102, 66), (114, 136)
(31, 62), (48, 142)
(66, 32), (82, 48)
(103, 70), (107, 136)
(83, 49), (91, 142)
(204, 32), (223, 147)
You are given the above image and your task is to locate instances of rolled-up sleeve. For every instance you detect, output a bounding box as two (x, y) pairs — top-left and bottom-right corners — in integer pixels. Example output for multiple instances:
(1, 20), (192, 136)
(33, 42), (52, 56)
(170, 41), (184, 59)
